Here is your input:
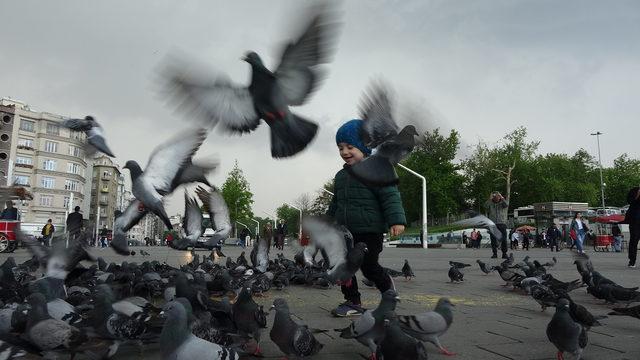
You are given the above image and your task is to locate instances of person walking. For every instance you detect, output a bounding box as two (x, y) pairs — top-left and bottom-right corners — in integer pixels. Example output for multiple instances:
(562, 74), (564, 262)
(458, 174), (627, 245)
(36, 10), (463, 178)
(485, 191), (509, 259)
(570, 212), (589, 256)
(523, 230), (531, 251)
(41, 219), (55, 247)
(262, 222), (273, 251)
(99, 225), (108, 248)
(276, 220), (287, 250)
(511, 230), (520, 250)
(239, 227), (249, 249)
(624, 186), (640, 267)
(547, 223), (562, 252)
(66, 206), (83, 241)
(462, 231), (468, 248)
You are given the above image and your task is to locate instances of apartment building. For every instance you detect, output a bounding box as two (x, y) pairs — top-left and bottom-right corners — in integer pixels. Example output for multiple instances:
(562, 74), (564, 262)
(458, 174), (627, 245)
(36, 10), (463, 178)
(0, 98), (89, 234)
(88, 155), (121, 231)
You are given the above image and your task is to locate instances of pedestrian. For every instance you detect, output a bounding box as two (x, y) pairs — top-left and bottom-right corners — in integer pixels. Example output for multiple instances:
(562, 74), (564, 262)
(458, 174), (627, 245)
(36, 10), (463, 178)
(485, 191), (509, 259)
(476, 231), (482, 248)
(522, 230), (530, 251)
(569, 212), (589, 256)
(326, 119), (407, 317)
(276, 220), (287, 250)
(623, 186), (640, 268)
(511, 230), (520, 250)
(547, 223), (562, 252)
(99, 225), (108, 248)
(462, 231), (468, 248)
(0, 201), (18, 220)
(66, 206), (83, 241)
(262, 222), (273, 251)
(612, 223), (623, 253)
(239, 227), (249, 249)
(469, 229), (478, 250)
(41, 219), (55, 247)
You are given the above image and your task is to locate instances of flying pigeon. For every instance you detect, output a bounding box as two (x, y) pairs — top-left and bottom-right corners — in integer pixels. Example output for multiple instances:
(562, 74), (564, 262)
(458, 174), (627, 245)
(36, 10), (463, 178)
(448, 266), (464, 283)
(336, 289), (400, 360)
(377, 312), (429, 360)
(401, 259), (415, 280)
(347, 82), (419, 186)
(195, 186), (231, 249)
(302, 216), (367, 285)
(546, 298), (588, 360)
(476, 259), (492, 274)
(162, 3), (340, 158)
(160, 301), (240, 360)
(452, 214), (503, 241)
(111, 199), (148, 255)
(62, 115), (115, 157)
(250, 233), (270, 273)
(171, 191), (203, 250)
(270, 298), (324, 358)
(397, 297), (456, 356)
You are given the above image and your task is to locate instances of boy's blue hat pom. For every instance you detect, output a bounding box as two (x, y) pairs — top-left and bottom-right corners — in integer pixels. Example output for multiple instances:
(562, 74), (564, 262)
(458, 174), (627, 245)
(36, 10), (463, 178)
(335, 119), (371, 155)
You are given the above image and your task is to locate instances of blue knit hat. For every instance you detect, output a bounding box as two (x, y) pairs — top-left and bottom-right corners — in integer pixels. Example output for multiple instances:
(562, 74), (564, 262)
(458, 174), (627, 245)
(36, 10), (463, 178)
(335, 119), (371, 155)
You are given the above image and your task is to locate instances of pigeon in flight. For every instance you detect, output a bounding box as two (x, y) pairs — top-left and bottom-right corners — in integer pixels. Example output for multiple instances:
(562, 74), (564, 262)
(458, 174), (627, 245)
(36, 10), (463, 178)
(452, 214), (503, 241)
(269, 298), (324, 358)
(62, 115), (115, 157)
(111, 199), (148, 255)
(162, 4), (341, 158)
(171, 191), (203, 250)
(476, 260), (492, 275)
(546, 298), (588, 360)
(195, 185), (231, 249)
(123, 127), (209, 231)
(347, 81), (419, 186)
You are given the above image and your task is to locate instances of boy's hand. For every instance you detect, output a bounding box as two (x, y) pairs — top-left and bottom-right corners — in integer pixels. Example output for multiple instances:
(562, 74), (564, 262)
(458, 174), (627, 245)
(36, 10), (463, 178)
(390, 225), (405, 236)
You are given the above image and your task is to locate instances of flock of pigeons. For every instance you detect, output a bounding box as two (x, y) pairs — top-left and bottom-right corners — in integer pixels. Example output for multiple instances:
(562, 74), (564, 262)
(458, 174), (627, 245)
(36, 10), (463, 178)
(445, 252), (640, 360)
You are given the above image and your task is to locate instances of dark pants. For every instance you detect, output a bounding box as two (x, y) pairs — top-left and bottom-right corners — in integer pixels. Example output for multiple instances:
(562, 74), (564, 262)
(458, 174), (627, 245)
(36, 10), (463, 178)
(342, 233), (391, 305)
(629, 226), (639, 265)
(523, 237), (529, 250)
(490, 224), (508, 256)
(549, 237), (559, 251)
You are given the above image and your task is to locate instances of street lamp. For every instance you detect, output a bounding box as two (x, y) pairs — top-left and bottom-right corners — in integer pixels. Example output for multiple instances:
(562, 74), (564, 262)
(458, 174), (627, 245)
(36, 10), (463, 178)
(397, 163), (428, 250)
(234, 198), (240, 238)
(250, 218), (260, 240)
(262, 210), (276, 228)
(285, 202), (302, 242)
(321, 188), (334, 196)
(590, 131), (606, 211)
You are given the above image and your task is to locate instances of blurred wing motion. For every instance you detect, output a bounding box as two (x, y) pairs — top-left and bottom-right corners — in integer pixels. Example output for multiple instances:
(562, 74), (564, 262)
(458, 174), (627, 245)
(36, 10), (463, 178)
(452, 214), (502, 241)
(112, 199), (148, 255)
(302, 216), (353, 282)
(196, 185), (231, 248)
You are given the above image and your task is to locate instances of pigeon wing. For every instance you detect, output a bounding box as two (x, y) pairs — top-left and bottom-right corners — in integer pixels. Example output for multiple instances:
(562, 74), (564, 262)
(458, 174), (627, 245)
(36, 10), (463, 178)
(61, 118), (93, 132)
(274, 3), (339, 106)
(143, 128), (208, 194)
(350, 310), (376, 337)
(293, 325), (319, 356)
(302, 217), (348, 271)
(398, 312), (447, 336)
(183, 191), (203, 241)
(196, 186), (231, 245)
(452, 215), (502, 240)
(359, 81), (399, 148)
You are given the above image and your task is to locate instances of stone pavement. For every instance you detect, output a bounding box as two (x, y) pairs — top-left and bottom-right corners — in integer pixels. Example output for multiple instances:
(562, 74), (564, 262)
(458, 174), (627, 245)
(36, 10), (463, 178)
(2, 245), (639, 359)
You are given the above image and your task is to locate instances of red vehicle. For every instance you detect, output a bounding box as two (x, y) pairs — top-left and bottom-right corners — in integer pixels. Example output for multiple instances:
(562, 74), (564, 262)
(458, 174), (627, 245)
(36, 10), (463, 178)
(0, 220), (20, 253)
(592, 215), (625, 252)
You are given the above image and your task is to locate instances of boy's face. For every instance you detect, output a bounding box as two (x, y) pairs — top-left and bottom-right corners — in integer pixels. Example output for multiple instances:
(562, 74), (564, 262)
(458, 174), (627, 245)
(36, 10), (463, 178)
(338, 142), (365, 165)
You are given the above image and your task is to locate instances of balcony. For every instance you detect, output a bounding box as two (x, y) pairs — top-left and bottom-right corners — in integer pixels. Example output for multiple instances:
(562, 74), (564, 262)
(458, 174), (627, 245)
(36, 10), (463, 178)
(100, 187), (109, 193)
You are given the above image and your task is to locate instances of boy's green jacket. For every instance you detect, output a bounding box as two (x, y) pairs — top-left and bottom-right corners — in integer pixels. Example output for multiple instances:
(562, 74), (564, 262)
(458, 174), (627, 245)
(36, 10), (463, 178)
(327, 167), (407, 234)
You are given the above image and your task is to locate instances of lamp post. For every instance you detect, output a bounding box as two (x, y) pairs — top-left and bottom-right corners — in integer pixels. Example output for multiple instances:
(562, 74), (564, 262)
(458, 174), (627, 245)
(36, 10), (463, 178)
(234, 198), (240, 238)
(236, 221), (249, 247)
(285, 202), (302, 242)
(397, 164), (428, 250)
(250, 218), (260, 241)
(590, 131), (606, 211)
(321, 188), (334, 196)
(262, 211), (276, 228)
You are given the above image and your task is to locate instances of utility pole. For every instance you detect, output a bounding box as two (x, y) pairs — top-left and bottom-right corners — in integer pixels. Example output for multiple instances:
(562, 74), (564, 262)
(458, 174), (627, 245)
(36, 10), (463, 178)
(590, 131), (606, 211)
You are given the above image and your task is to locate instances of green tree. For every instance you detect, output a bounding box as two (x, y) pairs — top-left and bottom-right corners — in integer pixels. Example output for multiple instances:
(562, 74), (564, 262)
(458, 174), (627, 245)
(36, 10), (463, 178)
(604, 154), (640, 207)
(309, 179), (334, 216)
(276, 204), (300, 237)
(221, 160), (254, 228)
(398, 128), (466, 224)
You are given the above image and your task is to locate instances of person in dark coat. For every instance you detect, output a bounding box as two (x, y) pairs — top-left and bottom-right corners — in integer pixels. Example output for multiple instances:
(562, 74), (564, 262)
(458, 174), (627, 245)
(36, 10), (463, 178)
(262, 222), (273, 251)
(624, 186), (640, 267)
(66, 206), (83, 240)
(275, 220), (287, 250)
(0, 201), (18, 220)
(547, 223), (562, 252)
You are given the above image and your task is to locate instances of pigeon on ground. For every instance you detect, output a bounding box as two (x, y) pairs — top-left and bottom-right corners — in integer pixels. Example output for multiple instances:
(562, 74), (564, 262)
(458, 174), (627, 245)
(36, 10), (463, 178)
(347, 81), (419, 186)
(232, 288), (267, 356)
(250, 234), (269, 273)
(452, 214), (503, 241)
(123, 127), (209, 231)
(195, 186), (231, 249)
(530, 284), (558, 311)
(62, 115), (115, 157)
(25, 293), (87, 353)
(270, 298), (324, 358)
(492, 265), (524, 288)
(401, 259), (415, 280)
(449, 261), (471, 269)
(171, 192), (203, 250)
(608, 305), (640, 319)
(397, 297), (456, 356)
(377, 312), (428, 360)
(302, 216), (367, 285)
(162, 4), (340, 158)
(140, 250), (151, 257)
(476, 260), (492, 275)
(160, 301), (240, 360)
(336, 289), (400, 360)
(546, 298), (588, 360)
(448, 266), (464, 283)
(543, 257), (558, 267)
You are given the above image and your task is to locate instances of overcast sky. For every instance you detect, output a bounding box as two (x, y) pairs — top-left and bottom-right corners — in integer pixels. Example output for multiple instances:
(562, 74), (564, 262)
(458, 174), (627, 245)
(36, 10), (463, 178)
(1, 0), (639, 217)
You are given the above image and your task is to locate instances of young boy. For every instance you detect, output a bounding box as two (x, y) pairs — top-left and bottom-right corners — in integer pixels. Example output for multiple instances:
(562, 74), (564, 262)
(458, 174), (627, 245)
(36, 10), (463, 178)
(327, 119), (407, 317)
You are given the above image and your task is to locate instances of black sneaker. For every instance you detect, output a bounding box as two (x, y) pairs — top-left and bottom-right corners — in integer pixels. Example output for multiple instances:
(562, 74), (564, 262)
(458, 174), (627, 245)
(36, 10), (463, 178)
(331, 301), (365, 317)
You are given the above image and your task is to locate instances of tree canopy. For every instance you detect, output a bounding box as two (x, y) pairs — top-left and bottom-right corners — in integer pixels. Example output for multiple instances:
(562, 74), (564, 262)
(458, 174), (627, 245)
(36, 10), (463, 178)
(221, 160), (254, 228)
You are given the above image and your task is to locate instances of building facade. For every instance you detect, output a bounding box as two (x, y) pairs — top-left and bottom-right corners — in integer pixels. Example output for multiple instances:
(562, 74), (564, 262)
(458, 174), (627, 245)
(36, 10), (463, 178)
(1, 98), (89, 234)
(89, 155), (121, 231)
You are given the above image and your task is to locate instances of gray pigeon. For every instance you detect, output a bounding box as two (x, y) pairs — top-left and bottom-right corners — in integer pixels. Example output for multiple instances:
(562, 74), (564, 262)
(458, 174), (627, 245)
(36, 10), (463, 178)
(270, 298), (323, 358)
(546, 298), (588, 360)
(171, 191), (203, 250)
(348, 81), (419, 186)
(162, 4), (340, 158)
(401, 259), (415, 280)
(250, 233), (270, 273)
(195, 186), (231, 249)
(448, 266), (464, 283)
(336, 289), (400, 359)
(397, 297), (456, 356)
(302, 216), (367, 285)
(476, 259), (492, 275)
(452, 214), (503, 241)
(160, 301), (239, 360)
(111, 199), (148, 255)
(123, 127), (209, 231)
(232, 287), (267, 356)
(377, 312), (429, 360)
(25, 293), (87, 352)
(62, 115), (115, 157)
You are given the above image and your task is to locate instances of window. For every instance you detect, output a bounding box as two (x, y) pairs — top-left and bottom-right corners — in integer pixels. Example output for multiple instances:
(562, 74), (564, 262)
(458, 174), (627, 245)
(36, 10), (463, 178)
(18, 138), (34, 148)
(15, 156), (32, 165)
(41, 176), (55, 189)
(92, 182), (97, 189)
(71, 131), (84, 141)
(43, 159), (57, 171)
(65, 179), (80, 192)
(46, 123), (60, 136)
(13, 175), (29, 186)
(63, 196), (70, 208)
(100, 194), (108, 203)
(19, 119), (35, 132)
(67, 162), (81, 174)
(68, 145), (81, 157)
(44, 141), (58, 153)
(39, 195), (53, 207)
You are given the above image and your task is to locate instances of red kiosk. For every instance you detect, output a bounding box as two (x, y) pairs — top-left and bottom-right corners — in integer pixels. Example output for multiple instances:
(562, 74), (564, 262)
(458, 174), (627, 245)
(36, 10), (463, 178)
(592, 214), (625, 252)
(0, 186), (33, 253)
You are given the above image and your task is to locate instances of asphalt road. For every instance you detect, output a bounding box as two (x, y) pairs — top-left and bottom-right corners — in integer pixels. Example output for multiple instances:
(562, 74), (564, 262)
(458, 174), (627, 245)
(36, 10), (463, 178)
(2, 244), (639, 359)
